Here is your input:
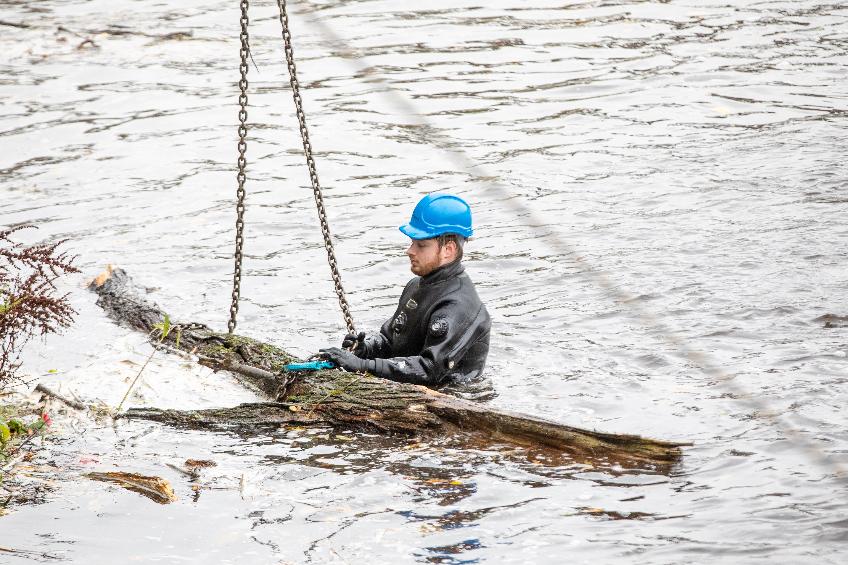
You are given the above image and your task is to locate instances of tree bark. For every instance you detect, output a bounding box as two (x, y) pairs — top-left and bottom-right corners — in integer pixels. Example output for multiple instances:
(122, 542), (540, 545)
(90, 266), (689, 471)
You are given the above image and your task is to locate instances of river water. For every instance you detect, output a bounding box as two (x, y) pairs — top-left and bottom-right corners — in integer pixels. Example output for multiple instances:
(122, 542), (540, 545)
(1, 0), (847, 562)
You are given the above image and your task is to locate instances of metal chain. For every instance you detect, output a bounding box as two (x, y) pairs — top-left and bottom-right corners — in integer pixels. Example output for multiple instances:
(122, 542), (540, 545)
(275, 0), (356, 335)
(228, 0), (251, 334)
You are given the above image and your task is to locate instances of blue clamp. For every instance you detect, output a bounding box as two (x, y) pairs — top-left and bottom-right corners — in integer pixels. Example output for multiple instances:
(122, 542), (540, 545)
(284, 360), (335, 372)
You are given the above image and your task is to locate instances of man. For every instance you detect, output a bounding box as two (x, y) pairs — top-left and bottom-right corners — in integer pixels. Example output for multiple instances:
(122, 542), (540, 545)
(320, 193), (491, 388)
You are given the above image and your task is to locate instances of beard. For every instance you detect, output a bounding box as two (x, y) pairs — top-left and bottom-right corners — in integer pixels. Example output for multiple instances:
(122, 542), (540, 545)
(409, 255), (441, 276)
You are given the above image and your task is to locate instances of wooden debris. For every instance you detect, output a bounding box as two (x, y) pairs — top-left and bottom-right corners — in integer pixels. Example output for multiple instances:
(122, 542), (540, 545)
(89, 267), (690, 471)
(86, 471), (177, 504)
(185, 459), (216, 469)
(34, 383), (87, 411)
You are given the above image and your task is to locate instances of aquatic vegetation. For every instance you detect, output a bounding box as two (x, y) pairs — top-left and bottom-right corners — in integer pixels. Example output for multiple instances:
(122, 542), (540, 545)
(0, 226), (79, 389)
(0, 409), (50, 486)
(115, 313), (180, 413)
(0, 412), (49, 450)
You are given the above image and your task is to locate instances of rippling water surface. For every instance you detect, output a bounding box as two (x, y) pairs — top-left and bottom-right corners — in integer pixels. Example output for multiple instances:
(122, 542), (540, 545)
(1, 0), (847, 563)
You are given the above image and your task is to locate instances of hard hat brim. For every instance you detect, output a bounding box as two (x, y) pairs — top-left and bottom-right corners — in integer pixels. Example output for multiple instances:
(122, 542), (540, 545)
(399, 223), (436, 240)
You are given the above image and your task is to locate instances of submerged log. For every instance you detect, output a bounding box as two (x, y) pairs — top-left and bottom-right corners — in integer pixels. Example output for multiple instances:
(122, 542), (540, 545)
(89, 266), (689, 470)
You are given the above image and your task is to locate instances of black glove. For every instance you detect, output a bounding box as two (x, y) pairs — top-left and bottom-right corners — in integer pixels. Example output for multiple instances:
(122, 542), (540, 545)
(340, 331), (367, 356)
(319, 347), (373, 373)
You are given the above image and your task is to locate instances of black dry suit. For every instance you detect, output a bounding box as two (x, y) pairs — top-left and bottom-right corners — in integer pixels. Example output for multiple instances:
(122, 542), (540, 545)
(357, 260), (490, 387)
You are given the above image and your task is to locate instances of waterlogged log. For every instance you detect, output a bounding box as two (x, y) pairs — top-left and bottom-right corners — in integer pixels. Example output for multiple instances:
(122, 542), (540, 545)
(90, 266), (689, 470)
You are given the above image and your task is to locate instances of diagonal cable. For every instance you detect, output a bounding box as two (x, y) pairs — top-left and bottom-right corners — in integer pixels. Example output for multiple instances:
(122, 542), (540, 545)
(289, 1), (845, 480)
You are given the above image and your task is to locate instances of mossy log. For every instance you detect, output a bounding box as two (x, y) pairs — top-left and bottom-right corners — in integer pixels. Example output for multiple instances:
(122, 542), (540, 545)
(90, 266), (690, 471)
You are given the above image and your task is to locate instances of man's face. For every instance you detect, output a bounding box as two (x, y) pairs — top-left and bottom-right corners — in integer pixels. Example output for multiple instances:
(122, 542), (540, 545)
(406, 238), (445, 276)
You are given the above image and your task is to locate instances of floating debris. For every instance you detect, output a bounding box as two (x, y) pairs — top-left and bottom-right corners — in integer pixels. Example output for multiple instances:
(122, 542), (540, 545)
(815, 314), (848, 329)
(86, 471), (176, 504)
(184, 459), (216, 469)
(575, 507), (658, 521)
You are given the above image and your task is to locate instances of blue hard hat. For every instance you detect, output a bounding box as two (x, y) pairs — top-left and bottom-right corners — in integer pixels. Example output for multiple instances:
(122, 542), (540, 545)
(399, 193), (473, 240)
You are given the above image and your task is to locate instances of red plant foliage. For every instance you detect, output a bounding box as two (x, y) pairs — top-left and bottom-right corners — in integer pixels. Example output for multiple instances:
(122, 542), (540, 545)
(0, 226), (79, 387)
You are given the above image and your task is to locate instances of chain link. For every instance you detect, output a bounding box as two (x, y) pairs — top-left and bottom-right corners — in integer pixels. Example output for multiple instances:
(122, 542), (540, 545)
(276, 0), (356, 335)
(228, 0), (251, 334)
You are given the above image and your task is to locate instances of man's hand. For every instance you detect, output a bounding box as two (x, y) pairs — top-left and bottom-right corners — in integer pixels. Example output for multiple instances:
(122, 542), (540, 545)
(319, 347), (369, 372)
(340, 331), (366, 356)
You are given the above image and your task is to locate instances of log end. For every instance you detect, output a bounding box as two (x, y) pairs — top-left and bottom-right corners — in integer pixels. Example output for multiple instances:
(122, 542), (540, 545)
(89, 264), (116, 289)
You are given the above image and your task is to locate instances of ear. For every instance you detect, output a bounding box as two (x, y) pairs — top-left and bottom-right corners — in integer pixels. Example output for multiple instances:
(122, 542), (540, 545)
(441, 239), (458, 261)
